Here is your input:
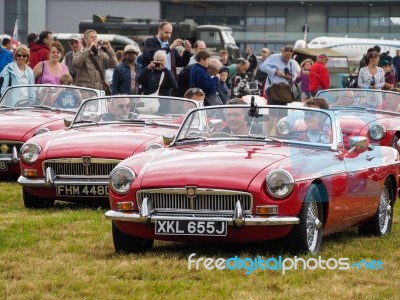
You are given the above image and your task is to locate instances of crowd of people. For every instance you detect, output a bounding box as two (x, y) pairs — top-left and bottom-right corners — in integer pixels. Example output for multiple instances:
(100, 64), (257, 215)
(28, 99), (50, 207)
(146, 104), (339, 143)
(1, 22), (400, 106)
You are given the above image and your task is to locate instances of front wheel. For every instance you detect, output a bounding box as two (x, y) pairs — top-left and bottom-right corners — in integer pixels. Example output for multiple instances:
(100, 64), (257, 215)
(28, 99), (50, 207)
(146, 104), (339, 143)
(112, 222), (154, 253)
(358, 178), (393, 236)
(23, 188), (55, 209)
(286, 184), (323, 255)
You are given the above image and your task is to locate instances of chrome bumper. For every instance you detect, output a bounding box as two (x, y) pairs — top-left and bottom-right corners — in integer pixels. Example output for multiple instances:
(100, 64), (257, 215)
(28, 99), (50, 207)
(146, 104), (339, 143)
(18, 167), (108, 188)
(105, 197), (300, 227)
(0, 147), (19, 163)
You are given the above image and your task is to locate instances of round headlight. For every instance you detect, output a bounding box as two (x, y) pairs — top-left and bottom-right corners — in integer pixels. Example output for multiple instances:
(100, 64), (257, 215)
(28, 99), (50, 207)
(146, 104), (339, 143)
(20, 142), (42, 164)
(145, 143), (164, 152)
(276, 120), (292, 135)
(369, 123), (386, 141)
(109, 166), (135, 194)
(34, 127), (50, 136)
(266, 170), (294, 199)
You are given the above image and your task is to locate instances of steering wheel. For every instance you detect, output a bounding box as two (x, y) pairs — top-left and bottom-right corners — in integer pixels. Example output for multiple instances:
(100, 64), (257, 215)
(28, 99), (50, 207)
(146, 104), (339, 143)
(14, 99), (40, 107)
(98, 113), (123, 121)
(210, 132), (232, 138)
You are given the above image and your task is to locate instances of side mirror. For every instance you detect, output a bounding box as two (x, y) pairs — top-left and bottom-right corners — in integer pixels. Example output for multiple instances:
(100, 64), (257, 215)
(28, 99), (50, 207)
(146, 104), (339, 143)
(162, 133), (175, 146)
(64, 117), (73, 127)
(348, 136), (369, 154)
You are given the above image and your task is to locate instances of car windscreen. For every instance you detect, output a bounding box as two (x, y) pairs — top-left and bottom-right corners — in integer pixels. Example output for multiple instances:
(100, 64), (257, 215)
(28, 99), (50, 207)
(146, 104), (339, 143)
(73, 95), (199, 125)
(175, 105), (334, 146)
(0, 85), (99, 110)
(318, 89), (400, 113)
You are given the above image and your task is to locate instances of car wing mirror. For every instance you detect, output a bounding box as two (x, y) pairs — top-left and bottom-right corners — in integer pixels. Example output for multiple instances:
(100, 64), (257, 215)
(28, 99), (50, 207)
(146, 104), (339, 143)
(64, 117), (73, 127)
(348, 136), (369, 154)
(163, 133), (175, 146)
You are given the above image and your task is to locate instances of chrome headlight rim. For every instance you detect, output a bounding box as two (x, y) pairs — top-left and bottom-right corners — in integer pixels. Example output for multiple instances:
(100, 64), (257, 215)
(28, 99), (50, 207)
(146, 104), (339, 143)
(369, 123), (386, 141)
(276, 120), (292, 135)
(145, 143), (164, 152)
(20, 142), (42, 164)
(266, 170), (294, 199)
(109, 166), (136, 194)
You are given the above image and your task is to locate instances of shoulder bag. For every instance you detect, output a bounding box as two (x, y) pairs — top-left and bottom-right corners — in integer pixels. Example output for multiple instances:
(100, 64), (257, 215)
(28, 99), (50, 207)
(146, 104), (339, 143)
(268, 64), (294, 104)
(89, 54), (112, 95)
(137, 71), (165, 114)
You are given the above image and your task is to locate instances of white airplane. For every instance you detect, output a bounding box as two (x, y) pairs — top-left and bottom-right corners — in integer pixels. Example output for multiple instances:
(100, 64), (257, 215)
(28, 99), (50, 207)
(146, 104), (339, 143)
(294, 36), (400, 65)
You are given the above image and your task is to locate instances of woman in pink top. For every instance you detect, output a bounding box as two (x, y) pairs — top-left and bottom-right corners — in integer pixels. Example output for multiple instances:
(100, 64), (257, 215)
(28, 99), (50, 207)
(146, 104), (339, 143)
(33, 41), (69, 84)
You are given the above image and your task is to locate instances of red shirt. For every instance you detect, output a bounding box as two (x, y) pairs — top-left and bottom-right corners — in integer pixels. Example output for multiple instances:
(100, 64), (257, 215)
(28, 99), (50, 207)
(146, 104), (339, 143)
(309, 62), (330, 93)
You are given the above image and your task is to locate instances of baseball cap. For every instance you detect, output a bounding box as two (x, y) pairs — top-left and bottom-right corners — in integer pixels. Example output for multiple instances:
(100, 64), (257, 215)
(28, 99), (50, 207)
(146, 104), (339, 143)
(68, 34), (81, 41)
(123, 44), (139, 54)
(318, 53), (328, 59)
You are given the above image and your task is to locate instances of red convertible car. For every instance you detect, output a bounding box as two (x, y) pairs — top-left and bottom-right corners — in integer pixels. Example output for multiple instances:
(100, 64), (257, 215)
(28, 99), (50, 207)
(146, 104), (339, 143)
(18, 95), (199, 208)
(0, 84), (100, 179)
(105, 104), (399, 254)
(317, 88), (400, 151)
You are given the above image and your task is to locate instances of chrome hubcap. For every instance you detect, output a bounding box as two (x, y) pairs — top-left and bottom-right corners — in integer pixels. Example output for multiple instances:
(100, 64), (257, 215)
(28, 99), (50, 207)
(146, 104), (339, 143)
(306, 200), (320, 251)
(378, 186), (391, 234)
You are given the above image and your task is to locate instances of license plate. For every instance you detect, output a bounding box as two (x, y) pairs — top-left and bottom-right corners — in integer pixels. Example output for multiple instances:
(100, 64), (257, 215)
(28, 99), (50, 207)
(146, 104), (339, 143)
(155, 220), (227, 236)
(56, 184), (109, 197)
(0, 161), (8, 171)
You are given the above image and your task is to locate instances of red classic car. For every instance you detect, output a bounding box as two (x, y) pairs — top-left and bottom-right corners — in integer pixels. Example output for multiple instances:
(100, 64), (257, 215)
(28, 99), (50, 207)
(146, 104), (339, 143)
(105, 104), (399, 254)
(0, 84), (101, 178)
(18, 95), (199, 208)
(317, 88), (400, 151)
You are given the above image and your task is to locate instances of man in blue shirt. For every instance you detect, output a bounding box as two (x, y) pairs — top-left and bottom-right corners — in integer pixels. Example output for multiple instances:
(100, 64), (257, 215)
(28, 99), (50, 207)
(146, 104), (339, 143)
(0, 37), (13, 72)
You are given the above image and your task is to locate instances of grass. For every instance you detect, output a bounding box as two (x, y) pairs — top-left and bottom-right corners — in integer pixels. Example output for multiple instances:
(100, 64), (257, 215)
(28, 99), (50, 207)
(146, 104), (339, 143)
(1, 181), (400, 299)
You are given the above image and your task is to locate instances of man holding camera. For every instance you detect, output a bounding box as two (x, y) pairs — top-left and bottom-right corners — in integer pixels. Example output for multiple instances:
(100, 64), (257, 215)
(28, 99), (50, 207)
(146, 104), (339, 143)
(143, 21), (191, 79)
(72, 29), (118, 91)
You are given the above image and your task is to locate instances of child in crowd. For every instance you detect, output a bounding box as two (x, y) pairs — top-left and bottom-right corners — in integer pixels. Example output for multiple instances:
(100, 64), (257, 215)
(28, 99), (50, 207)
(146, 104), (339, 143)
(380, 59), (396, 90)
(295, 58), (313, 102)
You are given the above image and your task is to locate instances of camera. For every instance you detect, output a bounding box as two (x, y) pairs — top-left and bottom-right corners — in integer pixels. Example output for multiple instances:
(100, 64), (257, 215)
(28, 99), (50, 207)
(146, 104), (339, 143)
(154, 62), (160, 67)
(97, 40), (104, 47)
(284, 67), (292, 76)
(232, 75), (260, 98)
(371, 77), (375, 86)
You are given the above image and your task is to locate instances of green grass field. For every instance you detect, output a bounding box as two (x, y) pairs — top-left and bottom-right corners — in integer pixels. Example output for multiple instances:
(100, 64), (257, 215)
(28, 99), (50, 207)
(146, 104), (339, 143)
(1, 181), (399, 299)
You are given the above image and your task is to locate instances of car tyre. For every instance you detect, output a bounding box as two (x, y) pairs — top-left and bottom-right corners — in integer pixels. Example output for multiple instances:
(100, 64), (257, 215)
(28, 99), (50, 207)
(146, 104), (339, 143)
(358, 178), (393, 236)
(23, 188), (55, 209)
(286, 184), (323, 255)
(112, 222), (154, 253)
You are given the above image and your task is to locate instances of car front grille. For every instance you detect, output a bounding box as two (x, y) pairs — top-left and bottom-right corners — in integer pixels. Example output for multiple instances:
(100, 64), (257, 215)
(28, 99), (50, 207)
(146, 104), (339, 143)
(137, 188), (253, 213)
(43, 158), (120, 177)
(0, 140), (23, 155)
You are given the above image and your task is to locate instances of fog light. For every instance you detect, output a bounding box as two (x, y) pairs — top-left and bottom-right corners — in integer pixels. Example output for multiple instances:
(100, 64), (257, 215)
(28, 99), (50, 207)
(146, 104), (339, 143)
(116, 201), (134, 211)
(23, 169), (38, 177)
(1, 144), (9, 153)
(257, 205), (278, 215)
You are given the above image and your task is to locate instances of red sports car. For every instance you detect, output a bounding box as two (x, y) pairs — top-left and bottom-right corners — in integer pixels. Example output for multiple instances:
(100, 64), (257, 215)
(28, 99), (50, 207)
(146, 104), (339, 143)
(317, 88), (400, 151)
(105, 104), (399, 254)
(18, 95), (199, 208)
(0, 84), (100, 178)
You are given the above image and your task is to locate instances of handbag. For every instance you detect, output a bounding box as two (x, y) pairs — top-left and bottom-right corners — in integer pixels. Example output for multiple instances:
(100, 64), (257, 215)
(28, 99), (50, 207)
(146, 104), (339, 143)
(269, 82), (294, 104)
(137, 72), (165, 114)
(148, 72), (165, 96)
(89, 54), (112, 95)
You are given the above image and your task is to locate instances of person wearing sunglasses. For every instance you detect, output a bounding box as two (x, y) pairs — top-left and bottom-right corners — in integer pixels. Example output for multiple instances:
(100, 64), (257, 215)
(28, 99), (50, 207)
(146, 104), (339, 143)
(0, 45), (35, 98)
(109, 97), (131, 119)
(62, 34), (83, 83)
(297, 97), (331, 144)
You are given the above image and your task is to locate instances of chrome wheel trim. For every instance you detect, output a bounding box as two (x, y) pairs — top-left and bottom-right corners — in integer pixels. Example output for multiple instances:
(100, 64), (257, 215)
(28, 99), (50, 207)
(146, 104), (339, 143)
(306, 199), (320, 252)
(378, 186), (391, 234)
